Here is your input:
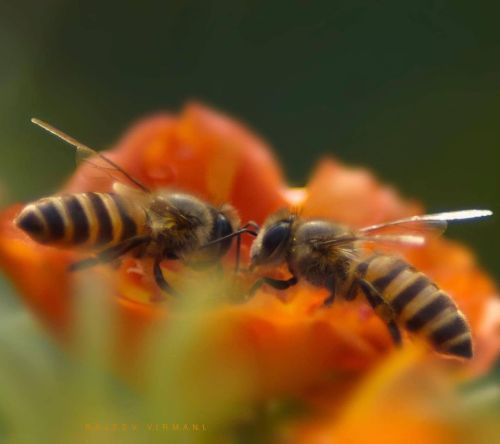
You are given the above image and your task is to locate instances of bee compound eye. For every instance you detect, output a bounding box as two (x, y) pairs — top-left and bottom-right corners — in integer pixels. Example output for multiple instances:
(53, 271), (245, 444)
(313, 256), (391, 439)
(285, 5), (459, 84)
(209, 213), (233, 256)
(262, 222), (290, 255)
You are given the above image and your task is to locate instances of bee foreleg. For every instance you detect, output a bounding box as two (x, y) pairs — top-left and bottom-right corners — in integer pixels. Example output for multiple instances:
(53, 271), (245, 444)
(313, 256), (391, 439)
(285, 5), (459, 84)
(357, 279), (402, 347)
(234, 223), (260, 273)
(322, 276), (337, 307)
(234, 225), (260, 272)
(248, 275), (298, 298)
(153, 257), (179, 299)
(344, 281), (358, 301)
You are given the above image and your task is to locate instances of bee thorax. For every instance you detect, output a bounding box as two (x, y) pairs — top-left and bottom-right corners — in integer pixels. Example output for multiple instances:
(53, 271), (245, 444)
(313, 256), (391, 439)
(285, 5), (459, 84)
(290, 220), (356, 287)
(148, 193), (214, 259)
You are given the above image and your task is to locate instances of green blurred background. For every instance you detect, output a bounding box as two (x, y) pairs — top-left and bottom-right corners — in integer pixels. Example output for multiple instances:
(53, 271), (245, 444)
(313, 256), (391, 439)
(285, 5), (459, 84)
(0, 0), (498, 282)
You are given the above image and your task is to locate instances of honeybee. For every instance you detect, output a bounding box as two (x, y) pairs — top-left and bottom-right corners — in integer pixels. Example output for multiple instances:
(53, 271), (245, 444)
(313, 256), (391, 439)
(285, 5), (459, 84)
(249, 209), (492, 358)
(15, 119), (258, 297)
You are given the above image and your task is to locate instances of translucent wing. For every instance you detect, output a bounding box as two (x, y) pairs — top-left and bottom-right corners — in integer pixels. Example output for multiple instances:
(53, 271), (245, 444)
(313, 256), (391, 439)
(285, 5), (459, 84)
(31, 118), (150, 192)
(316, 209), (492, 251)
(317, 234), (426, 248)
(358, 210), (492, 237)
(112, 182), (153, 207)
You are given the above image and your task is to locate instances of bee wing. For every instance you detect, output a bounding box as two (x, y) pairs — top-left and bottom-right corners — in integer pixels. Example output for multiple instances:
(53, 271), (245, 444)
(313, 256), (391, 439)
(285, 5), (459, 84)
(316, 209), (492, 251)
(112, 182), (154, 208)
(355, 234), (426, 246)
(317, 233), (426, 249)
(31, 118), (150, 192)
(358, 210), (492, 238)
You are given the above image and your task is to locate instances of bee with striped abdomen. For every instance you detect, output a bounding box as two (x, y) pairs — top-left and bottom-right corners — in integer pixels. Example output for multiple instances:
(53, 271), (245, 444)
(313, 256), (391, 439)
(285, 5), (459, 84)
(248, 209), (492, 359)
(16, 119), (257, 297)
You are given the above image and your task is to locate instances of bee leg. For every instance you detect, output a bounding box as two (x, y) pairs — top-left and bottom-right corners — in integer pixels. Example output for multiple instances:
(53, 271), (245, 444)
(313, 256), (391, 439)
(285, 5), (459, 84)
(387, 320), (402, 346)
(344, 281), (358, 301)
(234, 231), (242, 273)
(249, 275), (298, 298)
(322, 276), (337, 307)
(233, 222), (260, 273)
(132, 241), (149, 258)
(153, 257), (178, 299)
(357, 279), (402, 347)
(70, 236), (149, 271)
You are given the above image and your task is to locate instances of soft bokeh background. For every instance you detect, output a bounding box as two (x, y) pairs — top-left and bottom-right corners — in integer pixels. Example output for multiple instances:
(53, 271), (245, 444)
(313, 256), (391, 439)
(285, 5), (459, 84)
(0, 2), (498, 442)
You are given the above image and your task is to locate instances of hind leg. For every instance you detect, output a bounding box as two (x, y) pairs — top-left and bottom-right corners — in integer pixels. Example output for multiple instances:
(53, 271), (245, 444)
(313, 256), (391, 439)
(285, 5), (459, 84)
(357, 279), (402, 346)
(152, 257), (180, 301)
(249, 274), (298, 298)
(70, 236), (150, 271)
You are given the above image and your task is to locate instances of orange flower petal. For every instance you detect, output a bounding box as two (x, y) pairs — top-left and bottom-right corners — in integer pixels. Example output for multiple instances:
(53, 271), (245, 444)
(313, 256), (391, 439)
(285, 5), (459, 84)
(301, 158), (422, 226)
(290, 347), (457, 444)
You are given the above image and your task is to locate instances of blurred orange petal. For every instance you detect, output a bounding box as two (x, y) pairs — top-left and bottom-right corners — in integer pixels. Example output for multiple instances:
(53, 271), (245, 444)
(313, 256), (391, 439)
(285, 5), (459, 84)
(290, 347), (458, 444)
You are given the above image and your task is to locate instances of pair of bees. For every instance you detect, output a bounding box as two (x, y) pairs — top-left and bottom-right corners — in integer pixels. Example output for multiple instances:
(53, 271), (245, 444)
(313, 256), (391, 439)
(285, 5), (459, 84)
(16, 119), (492, 360)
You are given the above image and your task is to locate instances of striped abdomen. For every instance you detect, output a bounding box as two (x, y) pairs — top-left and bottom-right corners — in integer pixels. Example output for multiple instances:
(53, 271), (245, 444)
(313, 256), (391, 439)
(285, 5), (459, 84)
(15, 192), (148, 248)
(358, 255), (472, 359)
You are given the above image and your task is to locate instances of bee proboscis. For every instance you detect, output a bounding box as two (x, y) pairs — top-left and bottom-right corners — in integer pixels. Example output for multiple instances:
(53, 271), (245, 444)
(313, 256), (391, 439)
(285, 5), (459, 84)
(249, 209), (493, 359)
(16, 119), (258, 298)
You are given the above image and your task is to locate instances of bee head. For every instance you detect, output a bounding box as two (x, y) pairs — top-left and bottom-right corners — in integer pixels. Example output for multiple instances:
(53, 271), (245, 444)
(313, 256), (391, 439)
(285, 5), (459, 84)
(250, 212), (294, 268)
(207, 204), (240, 255)
(188, 204), (241, 267)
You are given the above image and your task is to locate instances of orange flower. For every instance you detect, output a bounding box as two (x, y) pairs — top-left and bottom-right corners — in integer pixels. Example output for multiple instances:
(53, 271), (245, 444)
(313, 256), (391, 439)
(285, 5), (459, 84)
(0, 102), (498, 403)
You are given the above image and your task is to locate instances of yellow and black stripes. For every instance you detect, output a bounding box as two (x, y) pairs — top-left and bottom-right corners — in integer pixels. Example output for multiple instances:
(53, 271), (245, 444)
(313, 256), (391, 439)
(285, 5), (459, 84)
(66, 194), (89, 243)
(356, 255), (472, 358)
(16, 192), (147, 248)
(87, 192), (112, 245)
